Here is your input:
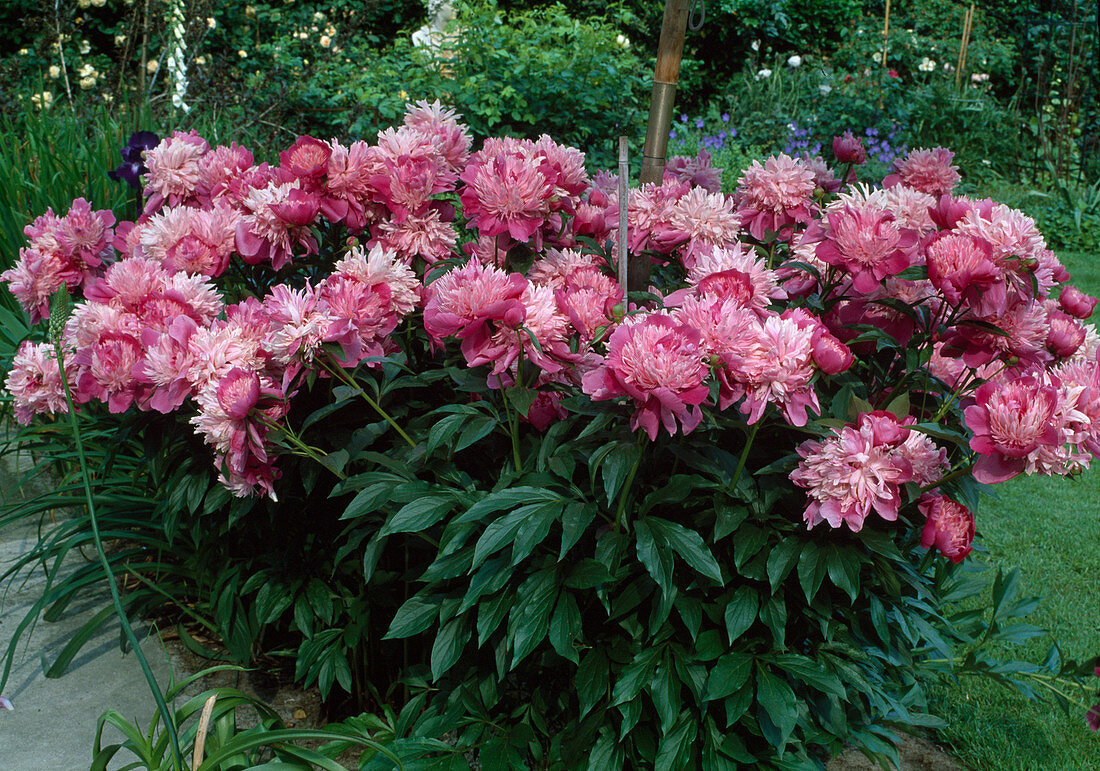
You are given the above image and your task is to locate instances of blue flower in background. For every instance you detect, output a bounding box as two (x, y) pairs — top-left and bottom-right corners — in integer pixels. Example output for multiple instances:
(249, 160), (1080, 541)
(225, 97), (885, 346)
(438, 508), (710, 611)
(108, 131), (159, 191)
(680, 114), (689, 123)
(669, 129), (677, 140)
(721, 113), (730, 122)
(695, 118), (705, 129)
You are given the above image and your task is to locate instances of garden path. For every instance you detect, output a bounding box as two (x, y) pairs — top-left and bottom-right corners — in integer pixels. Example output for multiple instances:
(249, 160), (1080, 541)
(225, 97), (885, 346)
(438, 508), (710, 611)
(0, 459), (174, 770)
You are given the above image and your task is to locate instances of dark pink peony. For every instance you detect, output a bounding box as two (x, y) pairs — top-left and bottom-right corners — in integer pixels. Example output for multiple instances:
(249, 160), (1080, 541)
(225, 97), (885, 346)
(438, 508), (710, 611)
(964, 374), (1063, 483)
(918, 494), (975, 563)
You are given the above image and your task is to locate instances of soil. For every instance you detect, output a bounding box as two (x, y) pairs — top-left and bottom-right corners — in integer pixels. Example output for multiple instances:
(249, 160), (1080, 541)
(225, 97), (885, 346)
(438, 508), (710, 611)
(828, 733), (964, 770)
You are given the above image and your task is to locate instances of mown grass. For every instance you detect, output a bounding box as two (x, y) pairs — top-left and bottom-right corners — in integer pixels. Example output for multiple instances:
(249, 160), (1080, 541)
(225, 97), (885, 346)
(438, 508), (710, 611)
(931, 248), (1100, 769)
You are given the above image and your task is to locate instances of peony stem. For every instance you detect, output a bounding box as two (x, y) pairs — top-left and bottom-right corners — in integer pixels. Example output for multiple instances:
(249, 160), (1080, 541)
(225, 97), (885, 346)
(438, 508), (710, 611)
(320, 356), (416, 448)
(260, 415), (346, 479)
(614, 433), (648, 532)
(730, 419), (763, 493)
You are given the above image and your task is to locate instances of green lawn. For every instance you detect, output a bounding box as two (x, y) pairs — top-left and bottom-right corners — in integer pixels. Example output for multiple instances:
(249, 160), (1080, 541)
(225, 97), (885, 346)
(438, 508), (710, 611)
(932, 249), (1100, 768)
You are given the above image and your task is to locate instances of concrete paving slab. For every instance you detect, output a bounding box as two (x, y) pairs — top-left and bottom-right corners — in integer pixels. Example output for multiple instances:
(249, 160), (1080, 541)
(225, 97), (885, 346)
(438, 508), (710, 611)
(0, 513), (176, 770)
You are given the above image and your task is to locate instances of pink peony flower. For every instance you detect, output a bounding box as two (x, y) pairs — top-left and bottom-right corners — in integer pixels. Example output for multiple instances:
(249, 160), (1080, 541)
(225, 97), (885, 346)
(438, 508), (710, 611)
(371, 207), (457, 264)
(524, 391), (567, 431)
(1060, 285), (1098, 319)
(832, 131), (867, 165)
(54, 198), (115, 269)
(918, 494), (974, 563)
(721, 312), (820, 425)
(964, 373), (1063, 483)
(1046, 310), (1086, 358)
(924, 231), (1005, 315)
(234, 180), (320, 270)
(815, 202), (916, 293)
(1088, 704), (1100, 732)
(5, 341), (73, 424)
(791, 411), (925, 531)
(403, 99), (472, 172)
(609, 178), (690, 255)
(195, 142), (255, 204)
(143, 130), (210, 212)
(664, 150), (723, 193)
(663, 187), (742, 267)
(140, 315), (199, 413)
(370, 126), (458, 223)
(530, 134), (589, 212)
(459, 146), (553, 245)
(423, 259), (528, 359)
(735, 154), (818, 240)
(262, 283), (335, 367)
(679, 243), (785, 316)
(138, 203), (239, 276)
(322, 139), (381, 232)
(883, 147), (960, 196)
(581, 313), (709, 439)
(279, 135), (332, 186)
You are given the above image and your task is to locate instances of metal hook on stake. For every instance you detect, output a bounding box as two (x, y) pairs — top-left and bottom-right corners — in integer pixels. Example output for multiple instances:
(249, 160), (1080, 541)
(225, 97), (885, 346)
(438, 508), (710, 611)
(688, 0), (705, 31)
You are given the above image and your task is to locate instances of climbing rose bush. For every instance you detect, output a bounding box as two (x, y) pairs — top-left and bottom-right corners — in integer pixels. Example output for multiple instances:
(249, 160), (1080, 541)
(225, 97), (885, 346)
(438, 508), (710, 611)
(5, 105), (1098, 767)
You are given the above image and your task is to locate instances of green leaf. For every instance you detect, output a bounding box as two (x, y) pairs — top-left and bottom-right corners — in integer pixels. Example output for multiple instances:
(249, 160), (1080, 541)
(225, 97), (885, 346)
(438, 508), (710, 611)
(766, 540), (802, 592)
(826, 546), (860, 601)
(454, 415), (497, 452)
(772, 653), (844, 696)
(507, 386), (539, 417)
(705, 652), (752, 701)
(457, 487), (561, 524)
(611, 647), (660, 706)
(340, 482), (396, 520)
(723, 587), (758, 644)
(510, 499), (560, 565)
(379, 496), (455, 536)
(430, 618), (470, 680)
(510, 569), (557, 667)
(549, 592), (582, 664)
(756, 665), (798, 749)
(602, 442), (642, 507)
(384, 595), (440, 640)
(733, 525), (767, 570)
(647, 517), (724, 584)
(577, 649), (609, 718)
(797, 542), (827, 603)
(759, 594), (787, 649)
(655, 713), (697, 771)
(470, 501), (557, 569)
(560, 502), (597, 560)
(635, 519), (673, 595)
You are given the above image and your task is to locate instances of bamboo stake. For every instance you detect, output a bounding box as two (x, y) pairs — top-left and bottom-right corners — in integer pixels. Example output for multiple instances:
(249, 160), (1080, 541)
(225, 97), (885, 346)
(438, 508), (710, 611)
(881, 0), (891, 68)
(634, 0), (690, 290)
(955, 4), (974, 90)
(617, 137), (629, 292)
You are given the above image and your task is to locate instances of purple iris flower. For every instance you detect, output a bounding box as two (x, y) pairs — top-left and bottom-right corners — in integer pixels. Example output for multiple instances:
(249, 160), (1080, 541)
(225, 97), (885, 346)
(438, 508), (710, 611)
(108, 131), (160, 190)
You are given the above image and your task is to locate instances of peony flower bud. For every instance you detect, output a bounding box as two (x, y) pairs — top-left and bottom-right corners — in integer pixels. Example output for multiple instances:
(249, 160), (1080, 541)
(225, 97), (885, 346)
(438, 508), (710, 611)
(918, 494), (974, 563)
(831, 130), (867, 165)
(811, 331), (854, 374)
(1046, 311), (1085, 358)
(1059, 285), (1098, 319)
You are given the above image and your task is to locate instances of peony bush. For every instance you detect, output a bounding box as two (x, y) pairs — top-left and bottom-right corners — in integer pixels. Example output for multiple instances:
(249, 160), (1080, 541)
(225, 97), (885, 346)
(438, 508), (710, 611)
(5, 102), (1100, 767)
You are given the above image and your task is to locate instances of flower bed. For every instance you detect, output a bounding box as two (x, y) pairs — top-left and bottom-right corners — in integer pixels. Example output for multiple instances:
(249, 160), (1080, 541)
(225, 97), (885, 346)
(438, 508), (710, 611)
(3, 103), (1099, 766)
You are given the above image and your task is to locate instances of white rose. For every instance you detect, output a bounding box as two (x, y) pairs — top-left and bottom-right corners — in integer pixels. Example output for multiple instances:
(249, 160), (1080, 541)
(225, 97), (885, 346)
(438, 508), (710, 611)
(787, 55), (802, 68)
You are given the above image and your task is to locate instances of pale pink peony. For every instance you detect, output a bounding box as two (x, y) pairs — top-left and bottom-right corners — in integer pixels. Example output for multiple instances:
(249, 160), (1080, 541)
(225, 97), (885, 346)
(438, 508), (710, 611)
(581, 313), (709, 439)
(529, 134), (589, 212)
(883, 147), (960, 196)
(955, 202), (1053, 301)
(423, 259), (528, 357)
(403, 99), (472, 172)
(138, 203), (239, 276)
(5, 341), (73, 424)
(195, 142), (254, 204)
(664, 187), (742, 267)
(671, 294), (757, 358)
(527, 248), (604, 289)
(721, 312), (820, 425)
(607, 179), (690, 255)
(371, 207), (457, 264)
(70, 329), (145, 412)
(735, 154), (817, 240)
(679, 243), (785, 316)
(869, 185), (937, 234)
(370, 126), (458, 222)
(473, 283), (573, 377)
(918, 494), (974, 563)
(949, 298), (1051, 370)
(791, 411), (919, 531)
(234, 180), (320, 270)
(143, 130), (210, 212)
(333, 243), (421, 320)
(140, 315), (199, 413)
(190, 368), (285, 498)
(261, 283), (336, 366)
(54, 198), (115, 269)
